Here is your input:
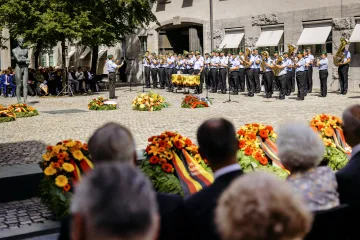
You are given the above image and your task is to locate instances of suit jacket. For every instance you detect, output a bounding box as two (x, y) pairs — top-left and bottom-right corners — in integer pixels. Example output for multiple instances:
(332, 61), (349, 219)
(58, 192), (183, 240)
(183, 170), (243, 240)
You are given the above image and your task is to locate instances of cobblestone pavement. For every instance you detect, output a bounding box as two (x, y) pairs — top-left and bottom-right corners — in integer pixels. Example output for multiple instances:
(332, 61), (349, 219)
(1, 87), (360, 166)
(0, 198), (55, 231)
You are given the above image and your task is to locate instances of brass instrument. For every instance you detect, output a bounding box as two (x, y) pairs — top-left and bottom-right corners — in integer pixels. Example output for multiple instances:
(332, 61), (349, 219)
(243, 48), (252, 68)
(261, 51), (269, 72)
(183, 50), (189, 56)
(334, 38), (349, 67)
(272, 56), (283, 76)
(288, 44), (297, 58)
(160, 56), (166, 65)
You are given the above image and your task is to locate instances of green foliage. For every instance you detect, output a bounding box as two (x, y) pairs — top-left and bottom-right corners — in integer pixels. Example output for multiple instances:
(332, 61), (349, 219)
(15, 110), (39, 118)
(0, 116), (16, 123)
(324, 146), (349, 171)
(89, 105), (117, 111)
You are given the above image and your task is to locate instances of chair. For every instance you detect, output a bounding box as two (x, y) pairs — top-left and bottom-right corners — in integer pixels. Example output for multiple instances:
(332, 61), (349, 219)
(304, 204), (351, 240)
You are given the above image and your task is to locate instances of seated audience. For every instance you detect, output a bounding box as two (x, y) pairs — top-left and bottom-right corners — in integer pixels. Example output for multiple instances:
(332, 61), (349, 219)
(216, 172), (313, 240)
(75, 66), (87, 93)
(68, 67), (80, 95)
(184, 118), (243, 240)
(71, 163), (159, 240)
(278, 122), (339, 211)
(84, 67), (98, 92)
(2, 69), (16, 97)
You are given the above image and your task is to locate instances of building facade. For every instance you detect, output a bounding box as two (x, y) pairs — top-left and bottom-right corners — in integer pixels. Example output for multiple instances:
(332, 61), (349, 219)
(1, 0), (360, 90)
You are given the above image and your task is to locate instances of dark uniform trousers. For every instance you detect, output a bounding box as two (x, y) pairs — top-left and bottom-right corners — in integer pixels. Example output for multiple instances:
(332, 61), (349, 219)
(210, 68), (218, 92)
(319, 69), (328, 97)
(307, 65), (313, 93)
(144, 66), (151, 87)
(286, 71), (293, 95)
(264, 71), (273, 97)
(338, 64), (349, 94)
(151, 68), (158, 88)
(278, 74), (287, 99)
(245, 68), (255, 96)
(304, 70), (308, 94)
(251, 68), (261, 93)
(188, 68), (194, 75)
(219, 68), (227, 92)
(203, 68), (210, 89)
(296, 71), (306, 100)
(291, 68), (296, 92)
(194, 69), (203, 93)
(166, 68), (174, 89)
(158, 67), (166, 88)
(238, 69), (245, 92)
(108, 72), (116, 99)
(229, 71), (239, 93)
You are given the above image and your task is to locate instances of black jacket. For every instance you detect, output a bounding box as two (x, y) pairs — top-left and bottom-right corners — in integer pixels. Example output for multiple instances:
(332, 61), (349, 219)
(183, 169), (243, 240)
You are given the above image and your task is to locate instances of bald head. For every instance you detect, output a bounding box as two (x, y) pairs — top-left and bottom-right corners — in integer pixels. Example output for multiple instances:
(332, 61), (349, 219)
(88, 123), (136, 164)
(343, 105), (360, 147)
(197, 118), (238, 170)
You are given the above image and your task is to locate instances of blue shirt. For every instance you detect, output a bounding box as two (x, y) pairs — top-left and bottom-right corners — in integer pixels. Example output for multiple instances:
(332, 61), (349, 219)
(106, 60), (117, 73)
(237, 56), (245, 69)
(186, 59), (194, 69)
(319, 58), (328, 70)
(167, 57), (175, 68)
(265, 58), (273, 72)
(204, 58), (210, 69)
(278, 61), (287, 76)
(150, 58), (158, 68)
(143, 57), (150, 67)
(295, 58), (305, 72)
(304, 56), (310, 71)
(229, 57), (240, 70)
(285, 58), (293, 72)
(308, 54), (314, 66)
(210, 56), (219, 69)
(250, 54), (261, 69)
(219, 56), (227, 69)
(343, 50), (351, 63)
(179, 60), (185, 70)
(194, 59), (204, 70)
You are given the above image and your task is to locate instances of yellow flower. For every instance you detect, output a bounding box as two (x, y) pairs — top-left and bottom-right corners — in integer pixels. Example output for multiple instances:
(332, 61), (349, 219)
(42, 153), (52, 161)
(137, 98), (143, 102)
(52, 145), (62, 154)
(44, 166), (57, 176)
(55, 175), (68, 188)
(62, 163), (75, 172)
(66, 141), (77, 148)
(140, 104), (145, 109)
(73, 150), (84, 161)
(150, 98), (154, 102)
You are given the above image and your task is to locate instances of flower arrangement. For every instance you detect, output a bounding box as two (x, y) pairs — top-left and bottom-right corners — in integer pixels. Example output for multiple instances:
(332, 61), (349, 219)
(182, 75), (200, 86)
(141, 131), (213, 197)
(310, 114), (350, 170)
(132, 92), (169, 111)
(38, 140), (94, 219)
(0, 104), (16, 123)
(237, 123), (288, 179)
(181, 95), (211, 108)
(8, 103), (39, 118)
(88, 96), (117, 110)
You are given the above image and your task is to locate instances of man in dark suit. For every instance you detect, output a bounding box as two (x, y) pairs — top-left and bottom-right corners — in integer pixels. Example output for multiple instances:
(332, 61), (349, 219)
(58, 123), (183, 240)
(183, 118), (243, 240)
(336, 105), (360, 239)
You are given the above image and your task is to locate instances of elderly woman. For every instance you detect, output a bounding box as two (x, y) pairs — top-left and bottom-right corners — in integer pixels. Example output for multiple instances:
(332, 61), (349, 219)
(216, 172), (312, 240)
(277, 122), (340, 211)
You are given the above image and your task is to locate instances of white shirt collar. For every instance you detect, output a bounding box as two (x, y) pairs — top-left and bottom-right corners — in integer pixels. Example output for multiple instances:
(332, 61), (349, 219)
(214, 163), (241, 179)
(351, 144), (360, 158)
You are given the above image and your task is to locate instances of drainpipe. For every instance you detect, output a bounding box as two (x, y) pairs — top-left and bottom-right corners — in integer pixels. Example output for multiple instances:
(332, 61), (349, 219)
(210, 0), (214, 51)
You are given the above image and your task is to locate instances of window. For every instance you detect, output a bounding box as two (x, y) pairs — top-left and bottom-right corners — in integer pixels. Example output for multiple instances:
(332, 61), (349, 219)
(299, 22), (333, 56)
(41, 54), (47, 67)
(139, 36), (147, 55)
(49, 51), (54, 67)
(221, 29), (245, 54)
(355, 42), (360, 54)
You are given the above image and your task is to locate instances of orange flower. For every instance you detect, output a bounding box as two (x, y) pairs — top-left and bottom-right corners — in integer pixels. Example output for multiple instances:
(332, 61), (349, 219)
(159, 158), (167, 165)
(254, 151), (263, 161)
(259, 156), (268, 165)
(238, 140), (246, 149)
(265, 126), (273, 132)
(63, 184), (71, 192)
(82, 143), (88, 151)
(311, 126), (319, 133)
(158, 147), (166, 153)
(259, 129), (269, 139)
(63, 140), (69, 144)
(158, 140), (166, 148)
(174, 140), (183, 150)
(53, 162), (60, 168)
(149, 156), (160, 165)
(185, 138), (193, 147)
(252, 123), (259, 127)
(46, 146), (53, 151)
(324, 127), (334, 137)
(162, 163), (173, 173)
(57, 153), (66, 159)
(165, 131), (176, 137)
(58, 159), (64, 165)
(244, 147), (253, 156)
(148, 136), (155, 142)
(148, 146), (161, 156)
(317, 123), (325, 131)
(247, 133), (256, 140)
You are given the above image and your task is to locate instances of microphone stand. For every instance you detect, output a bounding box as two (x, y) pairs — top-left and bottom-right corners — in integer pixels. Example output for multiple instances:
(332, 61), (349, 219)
(123, 60), (134, 92)
(138, 61), (149, 93)
(223, 70), (239, 104)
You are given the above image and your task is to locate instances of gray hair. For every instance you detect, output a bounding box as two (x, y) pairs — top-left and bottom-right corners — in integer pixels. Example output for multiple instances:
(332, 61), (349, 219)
(343, 105), (360, 145)
(216, 172), (312, 240)
(88, 122), (135, 164)
(277, 122), (324, 173)
(71, 163), (159, 240)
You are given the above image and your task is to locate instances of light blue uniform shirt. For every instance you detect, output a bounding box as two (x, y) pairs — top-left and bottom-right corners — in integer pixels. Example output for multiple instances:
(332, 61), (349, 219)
(343, 50), (351, 63)
(187, 59), (194, 69)
(278, 61), (287, 76)
(308, 54), (314, 66)
(295, 58), (305, 72)
(304, 56), (310, 71)
(265, 58), (273, 72)
(194, 59), (204, 70)
(285, 58), (293, 72)
(210, 56), (219, 69)
(179, 60), (185, 70)
(143, 58), (150, 67)
(150, 59), (158, 68)
(106, 60), (117, 73)
(229, 57), (240, 70)
(250, 55), (261, 69)
(167, 57), (175, 68)
(219, 56), (227, 69)
(237, 56), (245, 69)
(204, 58), (210, 69)
(319, 58), (328, 70)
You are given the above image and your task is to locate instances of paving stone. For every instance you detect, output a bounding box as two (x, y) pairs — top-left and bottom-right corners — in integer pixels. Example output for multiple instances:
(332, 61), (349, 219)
(20, 221), (32, 225)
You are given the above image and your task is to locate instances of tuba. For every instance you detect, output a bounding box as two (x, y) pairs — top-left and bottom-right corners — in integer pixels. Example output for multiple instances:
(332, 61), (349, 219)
(243, 48), (252, 68)
(288, 44), (297, 58)
(334, 38), (349, 67)
(272, 56), (283, 76)
(261, 51), (269, 72)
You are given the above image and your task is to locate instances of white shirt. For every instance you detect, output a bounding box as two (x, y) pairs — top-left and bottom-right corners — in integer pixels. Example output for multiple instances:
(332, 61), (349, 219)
(214, 163), (241, 179)
(106, 60), (117, 73)
(351, 144), (360, 158)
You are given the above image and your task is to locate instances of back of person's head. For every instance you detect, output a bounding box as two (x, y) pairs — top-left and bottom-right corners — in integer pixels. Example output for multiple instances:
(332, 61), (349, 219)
(277, 122), (324, 173)
(197, 118), (238, 168)
(343, 105), (360, 147)
(216, 172), (312, 240)
(71, 163), (159, 240)
(88, 122), (136, 164)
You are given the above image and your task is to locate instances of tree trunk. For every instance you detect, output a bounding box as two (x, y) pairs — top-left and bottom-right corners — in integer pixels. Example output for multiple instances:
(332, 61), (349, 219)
(61, 40), (67, 87)
(91, 45), (99, 75)
(34, 48), (40, 69)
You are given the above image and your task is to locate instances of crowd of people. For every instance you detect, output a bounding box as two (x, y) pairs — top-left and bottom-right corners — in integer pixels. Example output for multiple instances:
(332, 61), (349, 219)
(0, 66), (100, 98)
(141, 46), (350, 100)
(58, 104), (360, 240)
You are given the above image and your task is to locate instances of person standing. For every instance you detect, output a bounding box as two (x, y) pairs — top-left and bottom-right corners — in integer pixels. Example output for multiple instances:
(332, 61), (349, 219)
(209, 50), (219, 93)
(272, 51), (279, 92)
(193, 54), (204, 94)
(204, 53), (211, 90)
(295, 51), (306, 101)
(119, 57), (128, 83)
(166, 52), (175, 92)
(316, 52), (329, 97)
(338, 48), (351, 95)
(150, 54), (158, 88)
(237, 51), (246, 92)
(244, 48), (255, 97)
(303, 51), (310, 95)
(187, 53), (195, 75)
(218, 51), (228, 94)
(284, 52), (293, 96)
(251, 49), (261, 93)
(263, 53), (274, 98)
(275, 56), (288, 100)
(306, 48), (314, 93)
(143, 52), (151, 88)
(106, 55), (122, 99)
(228, 54), (240, 95)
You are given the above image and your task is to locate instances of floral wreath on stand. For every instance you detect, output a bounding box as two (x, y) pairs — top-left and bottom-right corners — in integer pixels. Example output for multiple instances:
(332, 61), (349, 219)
(88, 96), (117, 110)
(0, 104), (16, 123)
(181, 95), (211, 108)
(132, 92), (169, 111)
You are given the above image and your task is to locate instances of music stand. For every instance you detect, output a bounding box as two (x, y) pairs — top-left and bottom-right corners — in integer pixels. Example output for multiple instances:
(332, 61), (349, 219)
(57, 76), (74, 97)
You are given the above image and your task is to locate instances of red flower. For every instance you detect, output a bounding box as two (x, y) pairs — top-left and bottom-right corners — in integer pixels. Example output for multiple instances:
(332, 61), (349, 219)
(174, 140), (183, 149)
(159, 140), (166, 148)
(53, 162), (60, 168)
(165, 132), (176, 137)
(145, 145), (151, 153)
(46, 146), (53, 151)
(185, 138), (192, 147)
(247, 133), (256, 140)
(254, 151), (263, 161)
(149, 156), (160, 165)
(63, 140), (69, 144)
(259, 129), (269, 139)
(159, 158), (167, 165)
(63, 184), (71, 192)
(58, 159), (64, 166)
(148, 136), (155, 142)
(162, 163), (173, 173)
(238, 140), (246, 149)
(237, 129), (246, 136)
(265, 126), (273, 132)
(244, 147), (253, 156)
(57, 153), (66, 159)
(252, 123), (259, 127)
(259, 156), (268, 165)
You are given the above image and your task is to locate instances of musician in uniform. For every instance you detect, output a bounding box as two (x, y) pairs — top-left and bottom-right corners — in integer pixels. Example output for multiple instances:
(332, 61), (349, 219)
(204, 53), (211, 90)
(316, 52), (329, 97)
(338, 47), (351, 95)
(262, 52), (274, 98)
(295, 50), (306, 101)
(209, 50), (219, 93)
(218, 50), (228, 94)
(244, 48), (255, 97)
(275, 56), (288, 100)
(187, 53), (195, 75)
(306, 48), (314, 93)
(150, 53), (158, 88)
(194, 54), (204, 94)
(283, 52), (293, 96)
(237, 51), (246, 92)
(158, 54), (166, 89)
(106, 55), (122, 99)
(303, 50), (310, 95)
(143, 51), (151, 88)
(228, 53), (240, 95)
(166, 52), (175, 92)
(251, 49), (261, 93)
